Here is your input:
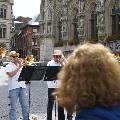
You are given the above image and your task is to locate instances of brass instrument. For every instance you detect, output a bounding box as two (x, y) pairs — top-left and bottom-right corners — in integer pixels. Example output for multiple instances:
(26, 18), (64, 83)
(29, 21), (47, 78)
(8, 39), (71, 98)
(24, 55), (34, 66)
(0, 47), (6, 59)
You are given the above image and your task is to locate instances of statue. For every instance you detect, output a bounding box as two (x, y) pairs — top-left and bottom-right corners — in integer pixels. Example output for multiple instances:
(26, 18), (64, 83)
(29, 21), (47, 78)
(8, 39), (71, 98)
(79, 0), (85, 13)
(79, 18), (84, 28)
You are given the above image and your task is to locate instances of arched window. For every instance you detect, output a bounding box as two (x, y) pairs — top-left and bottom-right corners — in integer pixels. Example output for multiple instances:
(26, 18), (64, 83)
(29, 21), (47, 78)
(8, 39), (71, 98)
(78, 0), (85, 13)
(0, 24), (6, 38)
(48, 10), (52, 20)
(112, 0), (120, 35)
(91, 11), (98, 41)
(0, 5), (7, 19)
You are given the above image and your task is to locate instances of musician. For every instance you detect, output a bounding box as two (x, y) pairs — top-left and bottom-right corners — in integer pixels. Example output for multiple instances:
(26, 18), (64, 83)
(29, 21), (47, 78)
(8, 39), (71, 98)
(47, 50), (65, 120)
(0, 59), (3, 67)
(5, 51), (28, 120)
(0, 47), (6, 68)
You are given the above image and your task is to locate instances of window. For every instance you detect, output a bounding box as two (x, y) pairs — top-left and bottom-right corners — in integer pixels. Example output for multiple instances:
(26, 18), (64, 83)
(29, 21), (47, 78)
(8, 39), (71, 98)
(32, 38), (37, 46)
(0, 25), (6, 38)
(112, 1), (120, 35)
(91, 11), (98, 41)
(63, 7), (67, 16)
(0, 5), (7, 19)
(62, 22), (67, 32)
(33, 28), (37, 33)
(48, 10), (52, 20)
(47, 25), (51, 34)
(78, 0), (85, 13)
(61, 22), (67, 39)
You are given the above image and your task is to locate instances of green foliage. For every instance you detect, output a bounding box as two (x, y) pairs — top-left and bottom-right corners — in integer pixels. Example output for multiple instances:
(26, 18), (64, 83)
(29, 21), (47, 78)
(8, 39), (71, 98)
(54, 41), (63, 47)
(106, 34), (120, 42)
(68, 39), (79, 46)
(109, 0), (117, 8)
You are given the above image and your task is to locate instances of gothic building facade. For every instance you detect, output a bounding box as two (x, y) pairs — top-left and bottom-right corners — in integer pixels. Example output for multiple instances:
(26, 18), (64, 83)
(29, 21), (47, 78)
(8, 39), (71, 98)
(40, 0), (120, 62)
(0, 0), (14, 50)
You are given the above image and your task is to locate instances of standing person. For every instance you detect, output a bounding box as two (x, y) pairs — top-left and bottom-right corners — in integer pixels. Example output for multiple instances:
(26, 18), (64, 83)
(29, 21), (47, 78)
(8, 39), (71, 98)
(54, 43), (120, 120)
(0, 47), (6, 68)
(47, 50), (65, 120)
(0, 58), (3, 68)
(5, 51), (28, 120)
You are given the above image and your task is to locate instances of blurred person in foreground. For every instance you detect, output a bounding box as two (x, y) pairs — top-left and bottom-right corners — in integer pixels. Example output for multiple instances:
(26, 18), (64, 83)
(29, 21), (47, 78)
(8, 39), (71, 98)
(54, 43), (120, 120)
(5, 51), (28, 120)
(47, 49), (72, 120)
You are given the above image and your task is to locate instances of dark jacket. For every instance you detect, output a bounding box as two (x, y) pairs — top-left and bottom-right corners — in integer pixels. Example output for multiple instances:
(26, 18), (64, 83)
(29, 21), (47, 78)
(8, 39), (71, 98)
(0, 60), (3, 66)
(76, 104), (120, 120)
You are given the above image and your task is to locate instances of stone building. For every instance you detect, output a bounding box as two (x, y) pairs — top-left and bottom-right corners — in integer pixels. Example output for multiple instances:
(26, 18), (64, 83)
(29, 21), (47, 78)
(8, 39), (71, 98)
(39, 0), (120, 62)
(0, 0), (14, 51)
(11, 14), (40, 61)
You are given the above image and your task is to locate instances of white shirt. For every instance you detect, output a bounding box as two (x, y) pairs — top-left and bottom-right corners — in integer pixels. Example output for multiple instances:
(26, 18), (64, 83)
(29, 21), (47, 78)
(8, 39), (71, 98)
(47, 59), (61, 88)
(5, 62), (26, 91)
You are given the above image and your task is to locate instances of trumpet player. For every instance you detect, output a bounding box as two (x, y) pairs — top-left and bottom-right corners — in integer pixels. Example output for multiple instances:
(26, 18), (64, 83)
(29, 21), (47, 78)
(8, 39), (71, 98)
(5, 51), (28, 120)
(47, 50), (68, 120)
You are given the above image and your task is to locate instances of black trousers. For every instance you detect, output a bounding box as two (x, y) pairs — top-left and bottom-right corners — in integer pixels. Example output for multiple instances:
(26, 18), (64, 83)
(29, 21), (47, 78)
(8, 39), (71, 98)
(47, 88), (65, 120)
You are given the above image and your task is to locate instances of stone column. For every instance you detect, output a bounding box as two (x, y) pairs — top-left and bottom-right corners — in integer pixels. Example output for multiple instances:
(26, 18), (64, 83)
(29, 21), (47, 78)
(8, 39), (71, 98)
(96, 0), (106, 42)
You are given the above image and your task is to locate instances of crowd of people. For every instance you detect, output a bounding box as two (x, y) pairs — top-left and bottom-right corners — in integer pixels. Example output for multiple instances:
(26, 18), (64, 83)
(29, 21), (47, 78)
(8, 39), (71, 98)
(1, 42), (120, 120)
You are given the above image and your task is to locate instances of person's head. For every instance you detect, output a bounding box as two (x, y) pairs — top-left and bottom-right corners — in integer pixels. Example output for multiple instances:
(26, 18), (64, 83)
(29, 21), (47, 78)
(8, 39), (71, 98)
(52, 50), (63, 62)
(54, 43), (120, 112)
(9, 51), (19, 63)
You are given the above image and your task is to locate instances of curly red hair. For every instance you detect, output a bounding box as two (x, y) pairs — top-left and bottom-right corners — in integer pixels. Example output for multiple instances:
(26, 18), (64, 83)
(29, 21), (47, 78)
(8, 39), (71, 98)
(54, 43), (120, 112)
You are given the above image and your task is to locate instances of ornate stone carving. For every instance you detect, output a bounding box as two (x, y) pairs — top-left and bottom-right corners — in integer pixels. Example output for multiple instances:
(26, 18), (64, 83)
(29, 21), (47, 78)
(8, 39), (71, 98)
(96, 0), (106, 38)
(79, 18), (84, 28)
(77, 17), (85, 37)
(78, 0), (85, 13)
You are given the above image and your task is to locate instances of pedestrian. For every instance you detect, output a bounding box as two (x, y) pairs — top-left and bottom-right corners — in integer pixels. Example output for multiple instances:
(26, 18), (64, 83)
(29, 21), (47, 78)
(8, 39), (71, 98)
(46, 50), (67, 120)
(5, 51), (28, 120)
(0, 47), (6, 68)
(54, 43), (120, 120)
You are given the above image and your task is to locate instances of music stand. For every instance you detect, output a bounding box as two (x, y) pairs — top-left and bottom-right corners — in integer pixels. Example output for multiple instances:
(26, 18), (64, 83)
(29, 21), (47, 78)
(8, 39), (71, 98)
(44, 66), (61, 120)
(18, 66), (47, 120)
(44, 66), (61, 81)
(19, 66), (47, 82)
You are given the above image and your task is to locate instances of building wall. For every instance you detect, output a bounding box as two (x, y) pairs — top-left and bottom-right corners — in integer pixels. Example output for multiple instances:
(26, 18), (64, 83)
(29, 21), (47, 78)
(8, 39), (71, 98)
(0, 0), (14, 51)
(39, 0), (120, 62)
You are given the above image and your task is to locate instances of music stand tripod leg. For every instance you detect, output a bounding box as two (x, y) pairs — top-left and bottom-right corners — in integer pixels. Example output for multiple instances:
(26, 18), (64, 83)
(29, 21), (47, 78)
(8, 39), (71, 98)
(27, 81), (31, 120)
(54, 96), (57, 120)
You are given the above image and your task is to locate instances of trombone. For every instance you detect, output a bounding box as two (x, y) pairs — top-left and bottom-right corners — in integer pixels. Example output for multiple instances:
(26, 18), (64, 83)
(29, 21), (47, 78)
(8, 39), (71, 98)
(23, 55), (34, 66)
(0, 47), (6, 59)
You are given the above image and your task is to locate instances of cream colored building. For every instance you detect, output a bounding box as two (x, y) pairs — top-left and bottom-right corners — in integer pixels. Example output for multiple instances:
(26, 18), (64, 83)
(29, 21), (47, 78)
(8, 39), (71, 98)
(40, 0), (120, 62)
(0, 0), (14, 51)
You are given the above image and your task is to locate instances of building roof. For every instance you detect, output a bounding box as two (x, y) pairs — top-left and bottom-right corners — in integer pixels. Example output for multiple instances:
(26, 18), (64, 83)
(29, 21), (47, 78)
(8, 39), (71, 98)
(14, 21), (23, 23)
(28, 14), (40, 25)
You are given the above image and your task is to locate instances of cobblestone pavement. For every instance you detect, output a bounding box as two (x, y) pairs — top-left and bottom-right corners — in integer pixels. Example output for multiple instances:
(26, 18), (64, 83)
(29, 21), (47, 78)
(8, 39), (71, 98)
(0, 67), (76, 120)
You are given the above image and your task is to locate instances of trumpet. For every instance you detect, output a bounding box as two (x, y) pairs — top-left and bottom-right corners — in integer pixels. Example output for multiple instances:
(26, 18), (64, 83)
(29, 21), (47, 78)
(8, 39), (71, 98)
(23, 55), (34, 66)
(0, 47), (6, 59)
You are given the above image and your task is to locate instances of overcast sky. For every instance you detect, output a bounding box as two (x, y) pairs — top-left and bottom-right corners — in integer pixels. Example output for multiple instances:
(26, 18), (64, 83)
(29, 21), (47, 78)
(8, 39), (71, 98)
(13, 0), (41, 18)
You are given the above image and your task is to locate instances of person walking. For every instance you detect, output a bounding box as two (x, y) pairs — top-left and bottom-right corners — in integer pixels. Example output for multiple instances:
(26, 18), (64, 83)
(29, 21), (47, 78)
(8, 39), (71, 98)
(5, 51), (28, 120)
(54, 43), (120, 120)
